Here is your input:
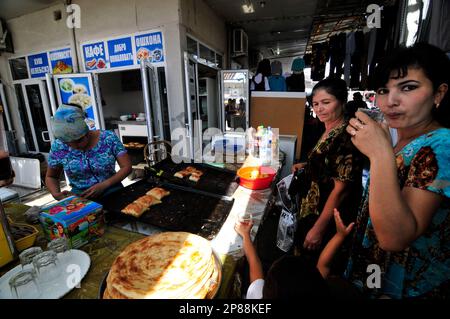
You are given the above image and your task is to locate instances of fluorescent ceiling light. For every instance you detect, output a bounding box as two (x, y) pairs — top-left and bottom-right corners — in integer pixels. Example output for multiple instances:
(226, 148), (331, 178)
(242, 1), (255, 14)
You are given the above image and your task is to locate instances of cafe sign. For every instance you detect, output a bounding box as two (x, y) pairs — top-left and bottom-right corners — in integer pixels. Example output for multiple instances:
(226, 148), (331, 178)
(81, 30), (165, 72)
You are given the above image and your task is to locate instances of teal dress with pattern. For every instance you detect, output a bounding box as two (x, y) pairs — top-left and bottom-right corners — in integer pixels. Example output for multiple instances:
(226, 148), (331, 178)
(48, 130), (127, 196)
(344, 128), (450, 299)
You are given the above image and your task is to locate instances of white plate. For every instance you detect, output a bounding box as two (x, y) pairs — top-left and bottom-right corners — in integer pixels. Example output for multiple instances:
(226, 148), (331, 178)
(0, 249), (90, 299)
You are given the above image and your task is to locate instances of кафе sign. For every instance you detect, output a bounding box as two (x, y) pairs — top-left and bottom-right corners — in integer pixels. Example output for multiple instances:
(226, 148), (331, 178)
(81, 30), (165, 72)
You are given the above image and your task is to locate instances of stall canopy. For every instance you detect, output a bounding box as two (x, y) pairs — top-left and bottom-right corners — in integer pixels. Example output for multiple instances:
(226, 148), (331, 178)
(203, 0), (392, 61)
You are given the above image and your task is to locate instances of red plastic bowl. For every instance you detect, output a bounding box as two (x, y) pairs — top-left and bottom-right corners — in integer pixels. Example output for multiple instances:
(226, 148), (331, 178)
(237, 166), (276, 190)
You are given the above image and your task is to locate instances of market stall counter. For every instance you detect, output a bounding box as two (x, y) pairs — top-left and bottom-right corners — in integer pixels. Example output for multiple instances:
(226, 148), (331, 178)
(0, 155), (281, 299)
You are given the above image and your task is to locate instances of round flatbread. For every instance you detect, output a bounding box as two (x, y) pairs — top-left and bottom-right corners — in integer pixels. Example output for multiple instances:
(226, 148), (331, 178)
(107, 232), (214, 299)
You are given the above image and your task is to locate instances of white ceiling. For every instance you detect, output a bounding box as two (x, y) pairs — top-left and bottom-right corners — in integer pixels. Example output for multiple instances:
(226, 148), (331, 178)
(204, 0), (318, 59)
(204, 0), (374, 60)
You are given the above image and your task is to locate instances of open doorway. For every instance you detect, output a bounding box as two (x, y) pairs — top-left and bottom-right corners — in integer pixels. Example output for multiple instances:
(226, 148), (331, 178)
(97, 69), (144, 130)
(197, 63), (219, 133)
(97, 67), (170, 140)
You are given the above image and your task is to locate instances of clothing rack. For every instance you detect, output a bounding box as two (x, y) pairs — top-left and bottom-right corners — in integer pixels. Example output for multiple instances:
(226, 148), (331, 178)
(305, 15), (366, 54)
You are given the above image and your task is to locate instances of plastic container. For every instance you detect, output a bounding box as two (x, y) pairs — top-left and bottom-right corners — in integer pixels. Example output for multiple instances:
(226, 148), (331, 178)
(237, 166), (276, 190)
(213, 139), (244, 153)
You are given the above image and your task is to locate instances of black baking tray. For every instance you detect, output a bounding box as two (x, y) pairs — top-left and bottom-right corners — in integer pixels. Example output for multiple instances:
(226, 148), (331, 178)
(98, 178), (234, 240)
(145, 159), (239, 198)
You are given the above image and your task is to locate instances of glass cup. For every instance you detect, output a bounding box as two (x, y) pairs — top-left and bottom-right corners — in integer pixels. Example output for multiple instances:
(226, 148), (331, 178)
(47, 237), (69, 254)
(237, 211), (252, 224)
(357, 108), (385, 123)
(32, 250), (61, 283)
(9, 269), (41, 299)
(19, 247), (43, 269)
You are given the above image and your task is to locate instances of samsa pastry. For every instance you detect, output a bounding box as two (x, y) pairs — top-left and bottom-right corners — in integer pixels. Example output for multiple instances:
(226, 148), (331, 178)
(121, 202), (147, 218)
(174, 170), (190, 179)
(135, 195), (161, 208)
(146, 187), (170, 200)
(189, 173), (201, 182)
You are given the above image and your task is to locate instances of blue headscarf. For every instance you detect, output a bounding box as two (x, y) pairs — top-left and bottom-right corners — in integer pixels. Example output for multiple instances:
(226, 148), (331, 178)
(50, 104), (89, 142)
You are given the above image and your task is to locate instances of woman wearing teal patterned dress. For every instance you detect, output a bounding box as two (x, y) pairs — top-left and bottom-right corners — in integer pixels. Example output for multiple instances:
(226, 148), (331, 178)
(45, 104), (132, 200)
(345, 43), (450, 298)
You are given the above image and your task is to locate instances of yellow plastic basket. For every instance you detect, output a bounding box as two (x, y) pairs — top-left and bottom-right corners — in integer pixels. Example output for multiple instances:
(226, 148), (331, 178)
(7, 217), (39, 252)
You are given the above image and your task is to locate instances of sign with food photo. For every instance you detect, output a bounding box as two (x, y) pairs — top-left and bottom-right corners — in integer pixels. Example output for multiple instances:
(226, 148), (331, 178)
(57, 76), (97, 130)
(135, 31), (164, 64)
(82, 41), (108, 71)
(49, 48), (74, 74)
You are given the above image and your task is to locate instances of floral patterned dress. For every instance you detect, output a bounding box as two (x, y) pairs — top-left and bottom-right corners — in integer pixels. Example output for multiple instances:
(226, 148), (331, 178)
(298, 122), (364, 220)
(48, 130), (127, 194)
(344, 128), (450, 299)
(295, 122), (364, 252)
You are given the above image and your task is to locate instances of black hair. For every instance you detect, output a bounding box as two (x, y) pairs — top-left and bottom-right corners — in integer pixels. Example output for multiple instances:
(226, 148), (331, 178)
(312, 78), (348, 105)
(373, 42), (450, 127)
(262, 255), (331, 299)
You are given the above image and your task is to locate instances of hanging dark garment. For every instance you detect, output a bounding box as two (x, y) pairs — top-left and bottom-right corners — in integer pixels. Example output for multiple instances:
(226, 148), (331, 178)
(367, 5), (399, 89)
(251, 74), (269, 91)
(360, 31), (371, 89)
(286, 72), (305, 92)
(303, 54), (312, 67)
(427, 0), (450, 52)
(349, 31), (365, 89)
(366, 29), (377, 73)
(344, 32), (355, 86)
(311, 42), (330, 81)
(328, 33), (346, 79)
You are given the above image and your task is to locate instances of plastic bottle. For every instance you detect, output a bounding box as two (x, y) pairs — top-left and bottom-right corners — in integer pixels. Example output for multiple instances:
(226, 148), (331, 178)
(266, 127), (273, 165)
(247, 127), (255, 156)
(255, 126), (264, 159)
(260, 127), (267, 163)
(271, 128), (278, 163)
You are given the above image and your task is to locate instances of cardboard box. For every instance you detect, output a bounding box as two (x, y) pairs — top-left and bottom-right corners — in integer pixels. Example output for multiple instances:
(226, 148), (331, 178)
(39, 196), (104, 249)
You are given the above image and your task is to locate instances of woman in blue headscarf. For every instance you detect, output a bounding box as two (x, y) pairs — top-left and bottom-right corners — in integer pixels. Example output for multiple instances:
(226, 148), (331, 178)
(45, 104), (132, 200)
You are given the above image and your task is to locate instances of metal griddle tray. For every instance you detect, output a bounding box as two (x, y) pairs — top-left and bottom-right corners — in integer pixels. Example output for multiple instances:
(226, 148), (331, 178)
(100, 177), (234, 240)
(146, 159), (239, 198)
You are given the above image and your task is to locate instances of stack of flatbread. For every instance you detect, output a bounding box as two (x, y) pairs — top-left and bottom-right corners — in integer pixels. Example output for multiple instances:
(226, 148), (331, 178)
(174, 166), (204, 182)
(103, 232), (221, 299)
(121, 187), (170, 217)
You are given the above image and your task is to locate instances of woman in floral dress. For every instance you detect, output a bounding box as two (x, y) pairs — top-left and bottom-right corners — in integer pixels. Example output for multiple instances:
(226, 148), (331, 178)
(292, 78), (364, 270)
(345, 43), (450, 299)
